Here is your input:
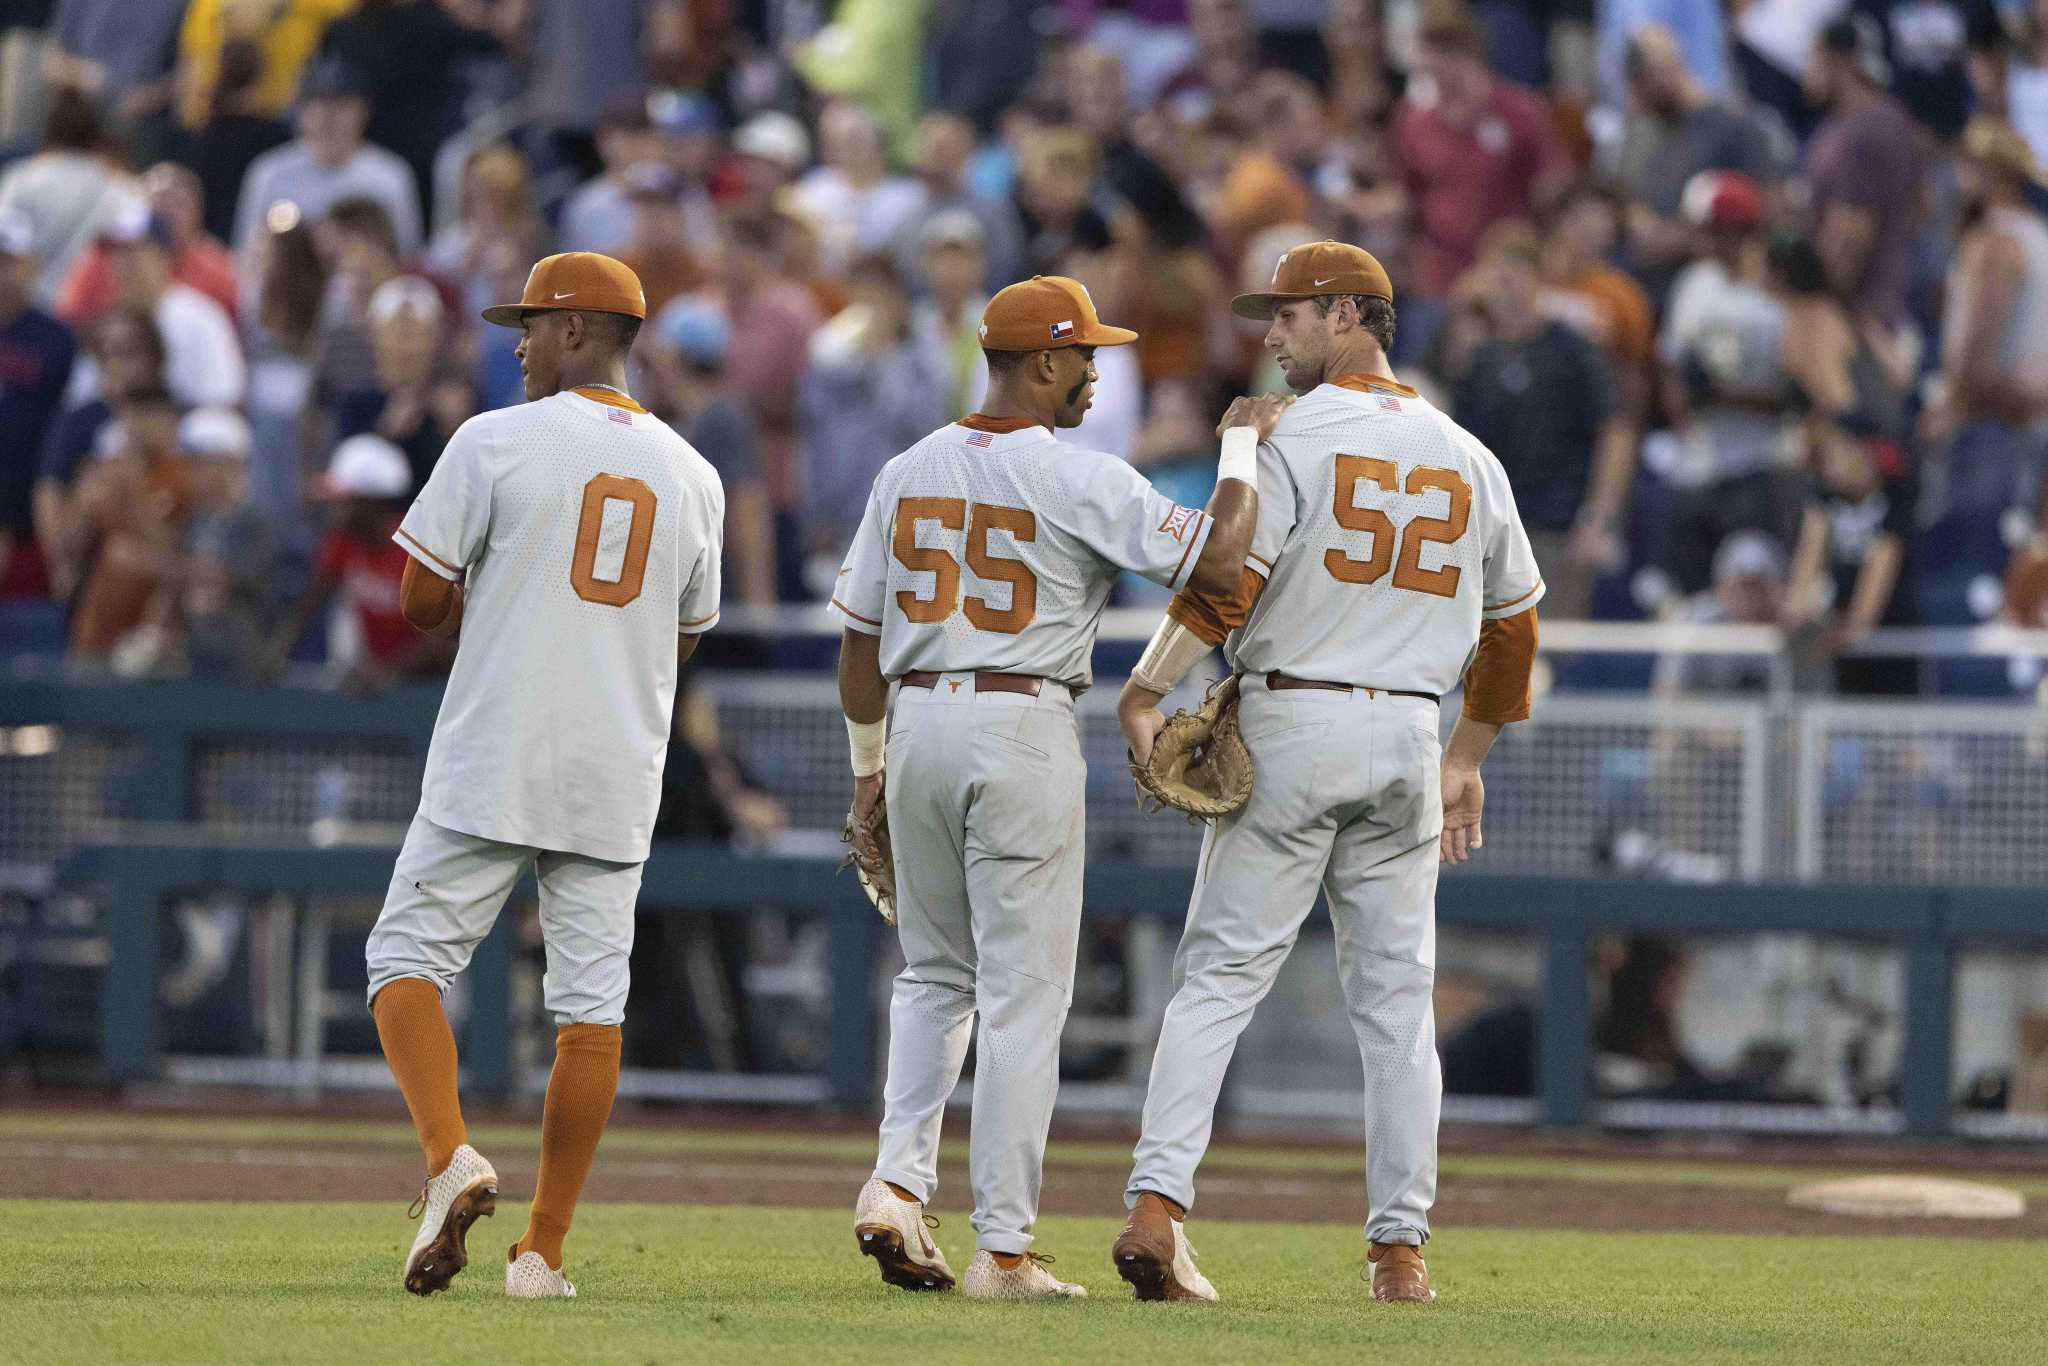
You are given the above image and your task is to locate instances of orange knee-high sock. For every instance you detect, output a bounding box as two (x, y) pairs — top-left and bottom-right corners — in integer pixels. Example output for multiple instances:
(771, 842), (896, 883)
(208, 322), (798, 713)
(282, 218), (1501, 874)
(516, 1023), (621, 1271)
(371, 979), (468, 1176)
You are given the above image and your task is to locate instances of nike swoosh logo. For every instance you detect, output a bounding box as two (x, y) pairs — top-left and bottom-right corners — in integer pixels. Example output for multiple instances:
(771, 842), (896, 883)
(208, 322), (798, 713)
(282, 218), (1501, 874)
(552, 291), (574, 299)
(1312, 277), (1338, 287)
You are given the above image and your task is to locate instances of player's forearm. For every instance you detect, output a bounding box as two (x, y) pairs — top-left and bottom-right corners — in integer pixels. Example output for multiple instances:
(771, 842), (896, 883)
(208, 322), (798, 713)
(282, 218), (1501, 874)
(1443, 715), (1501, 772)
(1187, 428), (1261, 596)
(398, 556), (463, 639)
(838, 627), (886, 724)
(1583, 418), (1636, 526)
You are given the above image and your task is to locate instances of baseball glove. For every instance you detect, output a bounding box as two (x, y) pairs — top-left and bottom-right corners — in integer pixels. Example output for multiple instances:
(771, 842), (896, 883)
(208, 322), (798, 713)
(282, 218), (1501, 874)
(840, 798), (897, 926)
(1129, 675), (1255, 819)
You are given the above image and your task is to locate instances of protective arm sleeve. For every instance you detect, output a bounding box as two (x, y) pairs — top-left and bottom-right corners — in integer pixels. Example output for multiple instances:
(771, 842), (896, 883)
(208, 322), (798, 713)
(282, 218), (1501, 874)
(1461, 606), (1539, 725)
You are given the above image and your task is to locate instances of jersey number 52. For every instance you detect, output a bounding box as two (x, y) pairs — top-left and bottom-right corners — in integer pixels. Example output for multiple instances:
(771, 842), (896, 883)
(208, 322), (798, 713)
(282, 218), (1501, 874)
(1325, 456), (1470, 599)
(891, 497), (1037, 634)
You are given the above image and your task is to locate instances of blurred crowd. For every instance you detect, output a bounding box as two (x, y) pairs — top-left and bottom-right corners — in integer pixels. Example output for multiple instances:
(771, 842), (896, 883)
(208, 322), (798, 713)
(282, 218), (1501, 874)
(2, 0), (2047, 698)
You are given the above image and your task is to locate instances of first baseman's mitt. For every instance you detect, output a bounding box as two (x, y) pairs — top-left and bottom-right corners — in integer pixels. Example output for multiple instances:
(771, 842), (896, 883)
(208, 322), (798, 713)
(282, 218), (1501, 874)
(1130, 675), (1255, 819)
(840, 799), (897, 926)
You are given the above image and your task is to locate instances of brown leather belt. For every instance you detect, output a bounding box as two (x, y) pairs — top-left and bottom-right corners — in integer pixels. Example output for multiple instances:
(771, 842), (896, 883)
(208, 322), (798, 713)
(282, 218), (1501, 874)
(899, 670), (1045, 696)
(1265, 671), (1437, 702)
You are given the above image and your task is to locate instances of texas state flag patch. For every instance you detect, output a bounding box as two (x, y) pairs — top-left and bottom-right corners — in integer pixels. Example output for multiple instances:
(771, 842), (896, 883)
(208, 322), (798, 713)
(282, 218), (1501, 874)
(1049, 319), (1075, 340)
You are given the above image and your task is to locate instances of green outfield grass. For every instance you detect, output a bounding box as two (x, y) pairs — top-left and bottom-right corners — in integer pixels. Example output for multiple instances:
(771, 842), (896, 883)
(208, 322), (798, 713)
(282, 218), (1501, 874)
(7, 1199), (2045, 1364)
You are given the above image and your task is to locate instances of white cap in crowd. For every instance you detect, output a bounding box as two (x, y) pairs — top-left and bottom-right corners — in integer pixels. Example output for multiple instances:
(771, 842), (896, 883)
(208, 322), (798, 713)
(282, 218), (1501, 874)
(178, 406), (253, 458)
(733, 111), (811, 170)
(368, 274), (444, 326)
(318, 434), (412, 500)
(0, 207), (33, 257)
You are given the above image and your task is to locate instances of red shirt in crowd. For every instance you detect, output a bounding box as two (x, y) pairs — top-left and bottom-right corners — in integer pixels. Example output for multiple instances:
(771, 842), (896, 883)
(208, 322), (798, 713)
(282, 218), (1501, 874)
(316, 520), (413, 665)
(1392, 78), (1562, 298)
(54, 236), (242, 327)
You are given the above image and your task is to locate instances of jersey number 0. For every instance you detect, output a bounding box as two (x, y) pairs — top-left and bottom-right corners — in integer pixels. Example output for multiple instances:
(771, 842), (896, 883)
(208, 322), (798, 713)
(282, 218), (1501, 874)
(1325, 456), (1471, 598)
(571, 473), (656, 606)
(891, 497), (1037, 634)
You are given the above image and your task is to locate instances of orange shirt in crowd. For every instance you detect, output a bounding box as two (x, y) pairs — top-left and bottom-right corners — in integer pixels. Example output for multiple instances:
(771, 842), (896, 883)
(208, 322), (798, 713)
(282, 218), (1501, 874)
(1547, 265), (1654, 377)
(54, 237), (242, 328)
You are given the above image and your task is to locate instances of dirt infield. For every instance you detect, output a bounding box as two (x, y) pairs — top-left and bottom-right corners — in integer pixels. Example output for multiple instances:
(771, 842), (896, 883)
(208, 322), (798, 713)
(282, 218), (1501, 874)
(4, 1101), (2045, 1241)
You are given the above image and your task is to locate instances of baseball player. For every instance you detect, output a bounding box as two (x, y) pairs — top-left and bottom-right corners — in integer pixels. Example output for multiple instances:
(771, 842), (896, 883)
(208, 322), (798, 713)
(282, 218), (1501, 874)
(1110, 241), (1542, 1304)
(366, 252), (724, 1299)
(832, 275), (1280, 1298)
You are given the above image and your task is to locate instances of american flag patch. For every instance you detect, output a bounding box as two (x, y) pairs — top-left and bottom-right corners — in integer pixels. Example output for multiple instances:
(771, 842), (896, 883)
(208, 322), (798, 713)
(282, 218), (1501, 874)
(607, 407), (633, 425)
(1158, 505), (1199, 542)
(1049, 319), (1075, 340)
(1377, 395), (1402, 413)
(966, 430), (994, 447)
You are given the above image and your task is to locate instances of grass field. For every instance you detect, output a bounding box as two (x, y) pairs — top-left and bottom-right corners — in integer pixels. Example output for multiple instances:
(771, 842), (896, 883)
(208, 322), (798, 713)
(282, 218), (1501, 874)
(10, 1201), (2048, 1364)
(7, 1111), (2048, 1364)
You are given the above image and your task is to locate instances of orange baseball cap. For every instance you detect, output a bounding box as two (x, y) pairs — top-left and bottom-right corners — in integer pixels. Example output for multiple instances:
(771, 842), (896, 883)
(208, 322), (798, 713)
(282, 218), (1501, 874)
(481, 252), (648, 327)
(978, 275), (1137, 351)
(1230, 239), (1394, 320)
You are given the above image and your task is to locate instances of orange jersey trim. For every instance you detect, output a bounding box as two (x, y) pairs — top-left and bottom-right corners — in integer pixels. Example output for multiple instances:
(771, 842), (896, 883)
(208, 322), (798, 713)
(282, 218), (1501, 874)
(831, 596), (882, 627)
(956, 413), (1041, 434)
(571, 385), (650, 413)
(679, 609), (719, 628)
(395, 527), (462, 577)
(1169, 512), (1209, 587)
(1485, 581), (1544, 614)
(1328, 372), (1420, 399)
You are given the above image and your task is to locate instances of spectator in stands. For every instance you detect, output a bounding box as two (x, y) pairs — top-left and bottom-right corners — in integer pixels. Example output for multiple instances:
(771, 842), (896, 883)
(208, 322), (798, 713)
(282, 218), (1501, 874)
(1541, 181), (1656, 411)
(1785, 423), (1919, 694)
(64, 382), (189, 664)
(1658, 171), (1798, 594)
(723, 111), (813, 223)
(97, 198), (246, 408)
(556, 93), (662, 255)
(331, 275), (472, 495)
(1857, 0), (2004, 141)
(1771, 231), (1914, 454)
(172, 37), (292, 245)
(768, 195), (851, 322)
(173, 0), (351, 134)
(910, 210), (991, 419)
(0, 209), (76, 598)
(310, 196), (408, 407)
(269, 432), (453, 687)
(169, 406), (272, 680)
(231, 59), (421, 268)
(1921, 118), (2048, 608)
(0, 85), (134, 304)
(796, 253), (950, 593)
(1657, 531), (1791, 695)
(714, 215), (821, 599)
(37, 0), (187, 137)
(315, 0), (501, 225)
(1599, 1), (1733, 105)
(1213, 70), (1320, 251)
(56, 162), (240, 326)
(641, 302), (775, 609)
(1448, 230), (1632, 619)
(1390, 11), (1563, 346)
(616, 161), (705, 319)
(1110, 154), (1219, 390)
(890, 110), (1025, 292)
(1802, 15), (1930, 327)
(1613, 24), (1789, 296)
(1014, 126), (1111, 276)
(243, 200), (328, 529)
(1729, 0), (1845, 140)
(424, 144), (545, 335)
(35, 309), (162, 598)
(1999, 0), (2048, 165)
(790, 100), (923, 277)
(646, 89), (724, 258)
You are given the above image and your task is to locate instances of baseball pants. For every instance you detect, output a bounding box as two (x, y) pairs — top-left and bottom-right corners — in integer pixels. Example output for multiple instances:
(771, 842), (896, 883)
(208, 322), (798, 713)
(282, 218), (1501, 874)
(366, 812), (644, 1026)
(1127, 675), (1444, 1246)
(871, 674), (1085, 1254)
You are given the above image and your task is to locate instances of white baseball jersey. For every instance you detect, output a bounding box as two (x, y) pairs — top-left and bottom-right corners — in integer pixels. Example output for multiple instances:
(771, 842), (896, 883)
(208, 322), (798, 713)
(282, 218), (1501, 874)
(396, 388), (724, 864)
(830, 421), (1213, 689)
(1227, 377), (1542, 694)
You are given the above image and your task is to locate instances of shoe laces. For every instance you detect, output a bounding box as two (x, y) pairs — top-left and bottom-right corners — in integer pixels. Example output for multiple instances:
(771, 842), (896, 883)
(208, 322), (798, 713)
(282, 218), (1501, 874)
(407, 1183), (429, 1220)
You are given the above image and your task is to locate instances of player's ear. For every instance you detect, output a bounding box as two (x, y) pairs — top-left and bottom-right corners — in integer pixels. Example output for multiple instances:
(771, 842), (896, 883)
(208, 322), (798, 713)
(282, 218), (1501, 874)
(563, 311), (586, 351)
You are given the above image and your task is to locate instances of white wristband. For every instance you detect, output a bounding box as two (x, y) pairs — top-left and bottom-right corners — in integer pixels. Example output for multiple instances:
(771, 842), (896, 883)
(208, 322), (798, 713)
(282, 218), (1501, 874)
(847, 716), (885, 777)
(1217, 426), (1259, 490)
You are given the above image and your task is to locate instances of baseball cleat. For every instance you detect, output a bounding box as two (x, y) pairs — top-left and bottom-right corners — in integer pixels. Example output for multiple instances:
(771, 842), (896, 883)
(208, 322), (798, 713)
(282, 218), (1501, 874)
(961, 1249), (1088, 1299)
(506, 1244), (577, 1298)
(1113, 1193), (1217, 1302)
(1365, 1242), (1435, 1303)
(854, 1177), (956, 1291)
(401, 1144), (498, 1295)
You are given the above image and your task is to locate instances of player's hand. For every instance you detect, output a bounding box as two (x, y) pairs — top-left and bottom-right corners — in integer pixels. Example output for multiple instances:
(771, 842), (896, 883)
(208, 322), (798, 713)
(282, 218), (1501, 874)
(1218, 393), (1294, 442)
(852, 769), (885, 823)
(1440, 763), (1484, 865)
(1119, 697), (1167, 769)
